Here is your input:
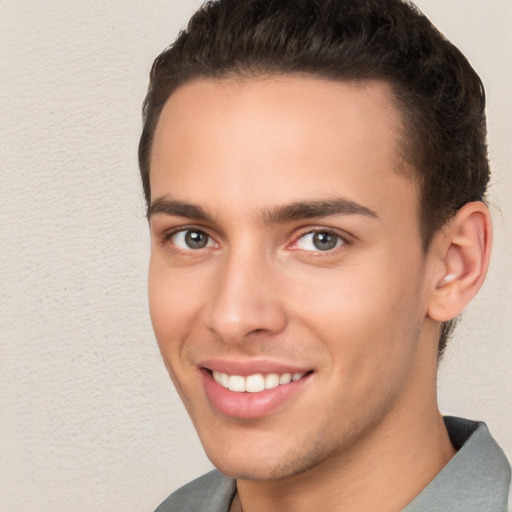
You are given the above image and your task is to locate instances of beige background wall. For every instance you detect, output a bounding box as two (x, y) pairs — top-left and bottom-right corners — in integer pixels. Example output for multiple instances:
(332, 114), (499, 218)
(0, 1), (510, 510)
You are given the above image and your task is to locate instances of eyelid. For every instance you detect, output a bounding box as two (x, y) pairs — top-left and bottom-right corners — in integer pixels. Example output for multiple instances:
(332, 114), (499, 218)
(156, 223), (352, 253)
(288, 226), (350, 252)
(160, 224), (219, 250)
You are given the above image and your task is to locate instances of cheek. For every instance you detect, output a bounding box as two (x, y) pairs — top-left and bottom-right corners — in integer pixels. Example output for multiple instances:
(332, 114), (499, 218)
(148, 263), (208, 407)
(296, 273), (424, 424)
(288, 256), (425, 365)
(148, 261), (201, 354)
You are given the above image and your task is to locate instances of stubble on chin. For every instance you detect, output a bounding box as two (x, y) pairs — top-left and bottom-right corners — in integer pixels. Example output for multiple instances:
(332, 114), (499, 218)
(207, 427), (350, 482)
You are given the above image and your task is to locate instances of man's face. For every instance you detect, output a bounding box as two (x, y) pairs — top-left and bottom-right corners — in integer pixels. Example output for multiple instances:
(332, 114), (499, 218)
(148, 76), (439, 480)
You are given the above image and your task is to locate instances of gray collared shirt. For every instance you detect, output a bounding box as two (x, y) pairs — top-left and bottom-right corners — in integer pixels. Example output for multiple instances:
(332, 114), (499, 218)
(155, 417), (511, 511)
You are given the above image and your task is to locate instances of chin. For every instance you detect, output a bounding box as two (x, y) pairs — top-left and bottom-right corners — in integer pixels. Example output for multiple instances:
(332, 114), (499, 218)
(202, 435), (332, 482)
(203, 447), (275, 480)
(209, 459), (298, 481)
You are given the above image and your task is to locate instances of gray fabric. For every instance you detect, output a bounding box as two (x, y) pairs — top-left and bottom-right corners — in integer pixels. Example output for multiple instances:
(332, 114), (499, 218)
(404, 417), (511, 512)
(154, 470), (236, 512)
(154, 417), (511, 511)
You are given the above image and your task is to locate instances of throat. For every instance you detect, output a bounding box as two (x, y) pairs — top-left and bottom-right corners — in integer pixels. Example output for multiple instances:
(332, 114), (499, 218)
(230, 492), (243, 512)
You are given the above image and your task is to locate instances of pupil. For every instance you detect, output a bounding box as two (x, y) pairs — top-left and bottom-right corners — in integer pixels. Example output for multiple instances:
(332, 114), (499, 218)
(313, 232), (337, 250)
(185, 230), (207, 249)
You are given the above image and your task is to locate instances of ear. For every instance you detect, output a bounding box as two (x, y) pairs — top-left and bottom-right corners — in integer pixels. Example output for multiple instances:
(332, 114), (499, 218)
(427, 201), (492, 322)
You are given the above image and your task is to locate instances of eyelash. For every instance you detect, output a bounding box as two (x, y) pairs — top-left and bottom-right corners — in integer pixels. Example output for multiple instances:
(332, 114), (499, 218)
(288, 228), (348, 254)
(160, 225), (218, 252)
(160, 226), (349, 255)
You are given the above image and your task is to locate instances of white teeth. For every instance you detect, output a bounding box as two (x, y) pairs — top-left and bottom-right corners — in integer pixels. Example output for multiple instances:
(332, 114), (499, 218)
(228, 375), (245, 392)
(245, 374), (265, 393)
(279, 373), (292, 384)
(264, 373), (280, 389)
(212, 371), (307, 393)
(213, 370), (229, 388)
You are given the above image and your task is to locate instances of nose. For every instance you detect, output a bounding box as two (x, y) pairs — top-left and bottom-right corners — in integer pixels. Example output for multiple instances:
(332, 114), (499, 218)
(203, 250), (288, 343)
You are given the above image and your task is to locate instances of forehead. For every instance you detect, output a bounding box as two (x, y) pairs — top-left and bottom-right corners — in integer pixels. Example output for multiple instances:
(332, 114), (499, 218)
(149, 76), (416, 225)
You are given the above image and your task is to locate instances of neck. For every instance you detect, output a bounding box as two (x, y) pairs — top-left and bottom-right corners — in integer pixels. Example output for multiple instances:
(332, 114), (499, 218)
(235, 394), (455, 512)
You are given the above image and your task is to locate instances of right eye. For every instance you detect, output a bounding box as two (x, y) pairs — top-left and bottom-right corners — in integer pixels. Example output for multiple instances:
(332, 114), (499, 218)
(168, 229), (215, 250)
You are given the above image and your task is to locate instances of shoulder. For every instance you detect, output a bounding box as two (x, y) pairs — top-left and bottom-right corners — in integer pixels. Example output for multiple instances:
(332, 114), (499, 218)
(405, 417), (511, 511)
(509, 480), (512, 512)
(154, 470), (237, 512)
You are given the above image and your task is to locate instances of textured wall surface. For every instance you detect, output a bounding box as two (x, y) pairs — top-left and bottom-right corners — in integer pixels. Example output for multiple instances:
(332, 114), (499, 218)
(0, 1), (510, 510)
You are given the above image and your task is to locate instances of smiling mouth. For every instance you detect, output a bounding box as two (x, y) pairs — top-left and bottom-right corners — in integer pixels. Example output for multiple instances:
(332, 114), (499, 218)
(201, 366), (314, 418)
(211, 370), (311, 393)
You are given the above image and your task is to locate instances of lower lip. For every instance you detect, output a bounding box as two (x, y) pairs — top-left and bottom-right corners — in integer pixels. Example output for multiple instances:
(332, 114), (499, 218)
(202, 370), (311, 419)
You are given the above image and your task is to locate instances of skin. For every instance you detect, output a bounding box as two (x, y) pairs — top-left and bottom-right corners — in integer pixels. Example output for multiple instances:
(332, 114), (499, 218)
(148, 76), (468, 511)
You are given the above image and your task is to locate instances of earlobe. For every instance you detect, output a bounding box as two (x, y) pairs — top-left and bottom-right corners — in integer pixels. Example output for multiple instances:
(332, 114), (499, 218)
(428, 201), (492, 322)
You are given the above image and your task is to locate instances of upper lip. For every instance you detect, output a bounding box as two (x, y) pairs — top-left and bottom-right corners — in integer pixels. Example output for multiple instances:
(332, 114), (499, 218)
(198, 358), (313, 376)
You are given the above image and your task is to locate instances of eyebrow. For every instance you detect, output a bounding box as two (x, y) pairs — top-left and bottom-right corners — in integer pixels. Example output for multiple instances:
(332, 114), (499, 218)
(148, 195), (379, 223)
(148, 196), (213, 221)
(261, 198), (379, 224)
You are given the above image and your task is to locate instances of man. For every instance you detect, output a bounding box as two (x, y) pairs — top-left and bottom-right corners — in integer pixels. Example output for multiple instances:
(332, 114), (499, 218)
(139, 0), (511, 510)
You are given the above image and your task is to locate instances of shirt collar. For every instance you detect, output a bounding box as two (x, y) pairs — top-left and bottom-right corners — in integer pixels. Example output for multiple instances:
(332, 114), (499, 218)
(404, 416), (511, 511)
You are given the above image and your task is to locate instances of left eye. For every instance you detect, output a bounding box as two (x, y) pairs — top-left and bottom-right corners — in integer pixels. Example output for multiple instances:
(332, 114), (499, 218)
(294, 231), (344, 252)
(169, 229), (215, 250)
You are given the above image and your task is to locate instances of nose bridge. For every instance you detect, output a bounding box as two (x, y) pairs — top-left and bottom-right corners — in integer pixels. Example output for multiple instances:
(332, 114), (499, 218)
(205, 243), (287, 342)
